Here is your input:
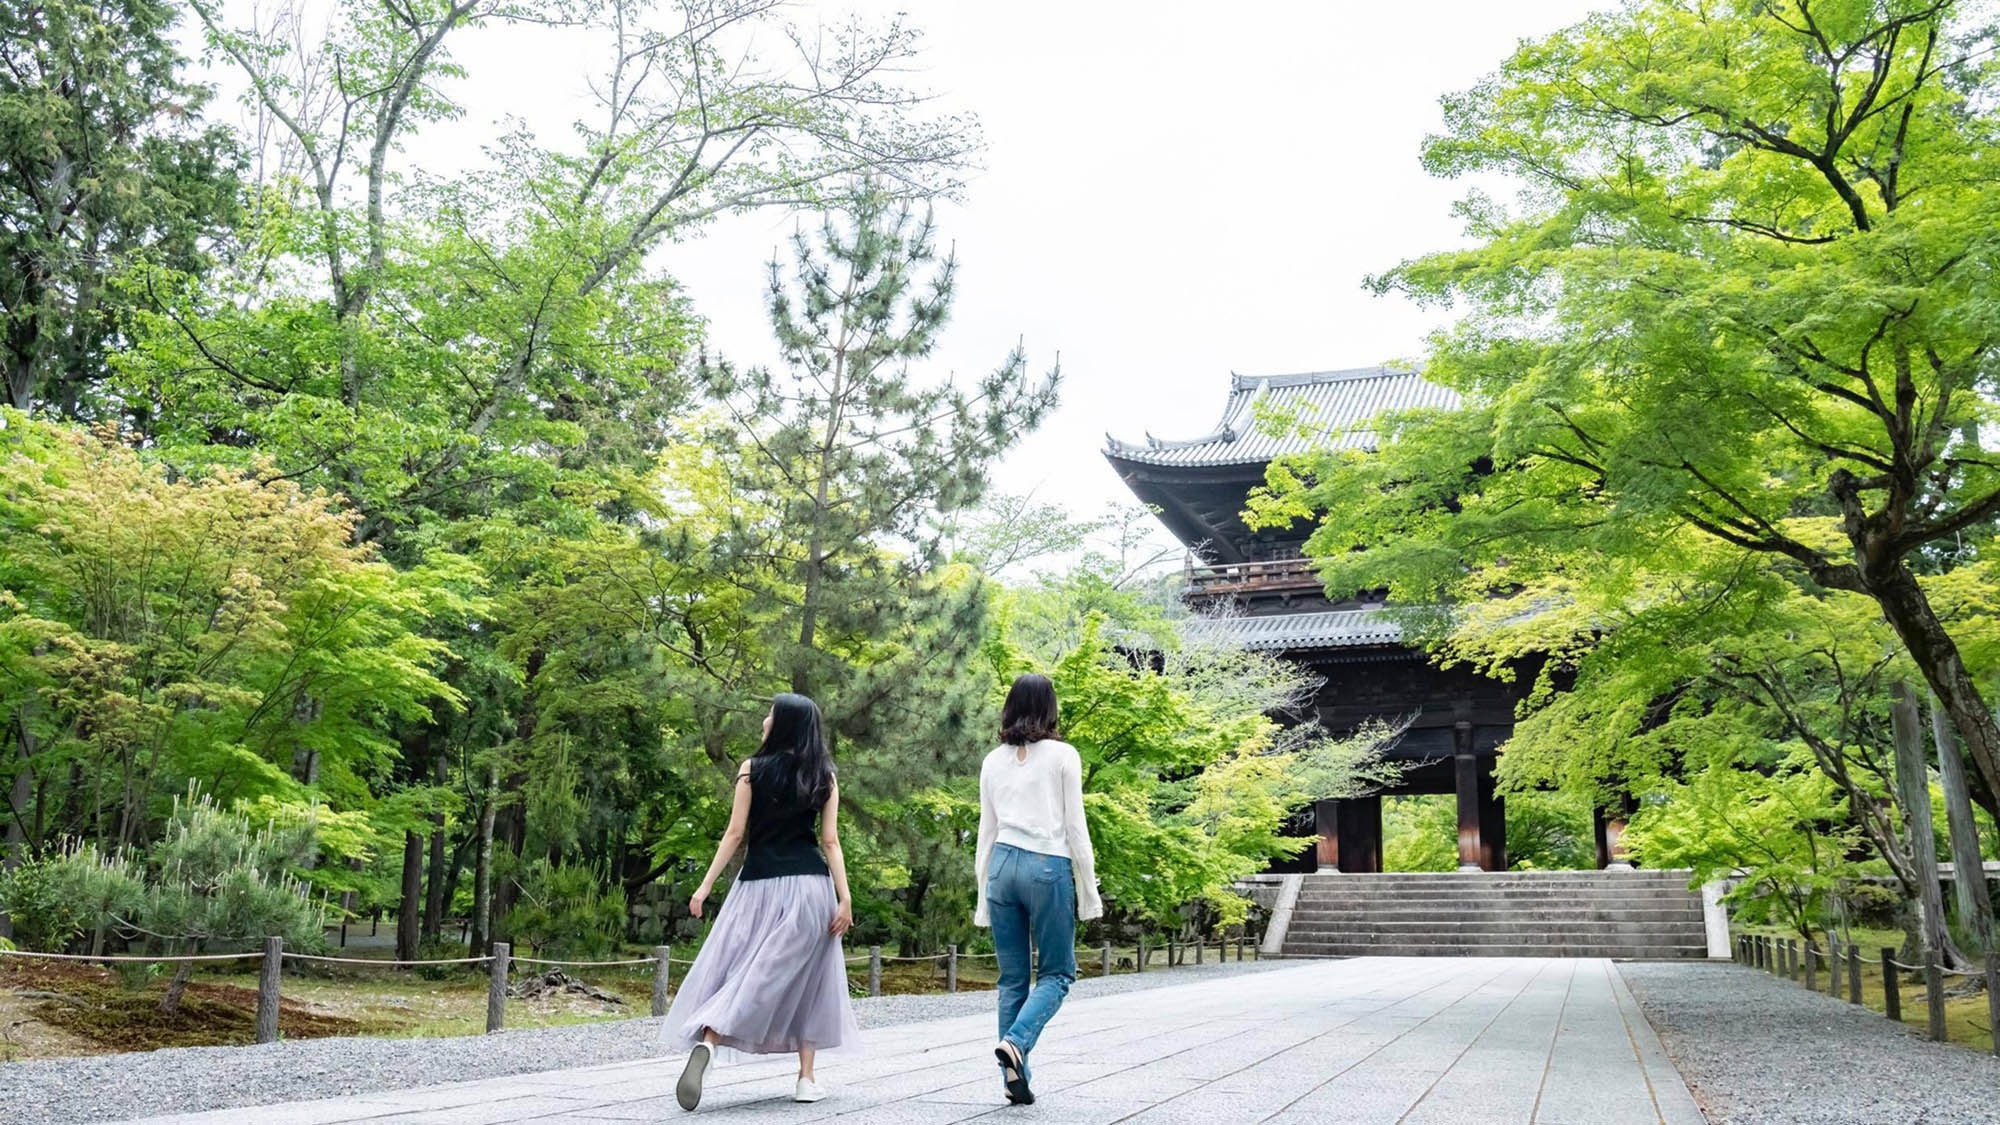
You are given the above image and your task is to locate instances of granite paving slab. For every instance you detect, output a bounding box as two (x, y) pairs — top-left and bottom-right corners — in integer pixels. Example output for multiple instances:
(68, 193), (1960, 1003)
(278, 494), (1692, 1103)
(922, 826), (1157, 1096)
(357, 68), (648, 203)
(87, 958), (1706, 1124)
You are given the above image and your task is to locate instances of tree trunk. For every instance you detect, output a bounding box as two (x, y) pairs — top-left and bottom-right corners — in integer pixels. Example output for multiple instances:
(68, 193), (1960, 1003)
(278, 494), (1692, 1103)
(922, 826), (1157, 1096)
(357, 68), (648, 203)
(1889, 683), (1970, 969)
(489, 650), (541, 940)
(1874, 567), (2000, 825)
(897, 874), (930, 959)
(492, 795), (525, 938)
(439, 829), (474, 942)
(1930, 694), (1997, 952)
(470, 763), (498, 955)
(2, 718), (31, 941)
(396, 830), (423, 963)
(422, 814), (447, 942)
(159, 957), (195, 1014)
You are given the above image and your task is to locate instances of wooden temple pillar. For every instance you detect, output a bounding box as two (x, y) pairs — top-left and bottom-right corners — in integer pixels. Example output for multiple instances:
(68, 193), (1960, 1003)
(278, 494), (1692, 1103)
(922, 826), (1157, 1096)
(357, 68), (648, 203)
(1315, 796), (1382, 873)
(1593, 806), (1634, 870)
(1478, 757), (1507, 872)
(1453, 722), (1507, 872)
(1454, 729), (1482, 872)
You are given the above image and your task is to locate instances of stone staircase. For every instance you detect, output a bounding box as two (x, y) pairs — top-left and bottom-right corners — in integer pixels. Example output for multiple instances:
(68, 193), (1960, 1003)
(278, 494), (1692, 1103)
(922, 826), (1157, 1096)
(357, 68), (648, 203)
(1277, 869), (1709, 959)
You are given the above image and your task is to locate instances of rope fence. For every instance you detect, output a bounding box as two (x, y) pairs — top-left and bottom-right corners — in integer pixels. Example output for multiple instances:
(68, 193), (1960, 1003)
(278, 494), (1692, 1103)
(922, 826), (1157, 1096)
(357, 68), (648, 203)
(1733, 932), (2000, 1057)
(2, 930), (1263, 1046)
(1, 939), (689, 1044)
(0, 948), (264, 963)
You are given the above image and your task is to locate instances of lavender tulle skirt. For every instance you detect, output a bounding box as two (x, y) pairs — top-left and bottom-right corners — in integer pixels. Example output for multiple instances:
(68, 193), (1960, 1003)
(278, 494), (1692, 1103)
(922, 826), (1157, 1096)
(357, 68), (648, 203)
(661, 873), (860, 1055)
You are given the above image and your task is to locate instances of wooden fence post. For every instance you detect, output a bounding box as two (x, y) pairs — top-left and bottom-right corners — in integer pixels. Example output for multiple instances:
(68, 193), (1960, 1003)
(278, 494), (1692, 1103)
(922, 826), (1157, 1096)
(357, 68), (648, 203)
(1788, 939), (1799, 980)
(1846, 943), (1862, 1004)
(1136, 939), (1146, 973)
(1195, 938), (1203, 965)
(947, 945), (958, 994)
(1826, 939), (1842, 997)
(1804, 943), (1817, 991)
(487, 942), (509, 1033)
(651, 946), (671, 1018)
(1880, 948), (1900, 1023)
(1924, 953), (1946, 1042)
(255, 937), (283, 1045)
(1101, 942), (1112, 977)
(1236, 935), (1245, 962)
(868, 946), (882, 997)
(1987, 953), (2000, 1058)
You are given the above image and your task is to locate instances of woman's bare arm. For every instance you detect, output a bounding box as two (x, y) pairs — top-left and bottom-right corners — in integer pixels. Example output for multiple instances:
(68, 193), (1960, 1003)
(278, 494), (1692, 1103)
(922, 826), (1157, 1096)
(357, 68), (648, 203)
(691, 761), (753, 918)
(820, 780), (854, 936)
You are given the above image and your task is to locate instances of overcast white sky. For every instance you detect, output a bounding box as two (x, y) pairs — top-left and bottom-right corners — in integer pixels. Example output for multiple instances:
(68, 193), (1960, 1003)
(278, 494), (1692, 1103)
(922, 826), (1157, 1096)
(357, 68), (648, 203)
(209, 1), (1608, 522)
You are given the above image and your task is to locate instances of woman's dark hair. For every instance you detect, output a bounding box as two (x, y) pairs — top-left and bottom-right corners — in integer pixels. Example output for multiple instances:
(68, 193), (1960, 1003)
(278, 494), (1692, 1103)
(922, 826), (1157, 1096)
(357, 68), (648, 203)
(999, 674), (1060, 747)
(751, 693), (835, 809)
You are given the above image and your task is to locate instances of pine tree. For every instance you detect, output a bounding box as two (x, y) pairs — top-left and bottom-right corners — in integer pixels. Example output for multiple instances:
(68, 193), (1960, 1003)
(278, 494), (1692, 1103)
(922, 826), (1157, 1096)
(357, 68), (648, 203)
(0, 0), (239, 419)
(698, 184), (1059, 807)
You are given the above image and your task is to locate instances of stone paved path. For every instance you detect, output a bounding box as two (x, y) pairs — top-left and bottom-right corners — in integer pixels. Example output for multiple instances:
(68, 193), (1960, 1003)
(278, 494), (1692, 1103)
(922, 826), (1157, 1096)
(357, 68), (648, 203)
(116, 958), (1704, 1125)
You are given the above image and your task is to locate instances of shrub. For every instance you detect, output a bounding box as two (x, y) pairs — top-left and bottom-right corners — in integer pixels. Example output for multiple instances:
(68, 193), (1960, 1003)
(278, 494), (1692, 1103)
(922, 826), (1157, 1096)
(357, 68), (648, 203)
(0, 855), (104, 952)
(414, 937), (473, 980)
(503, 859), (627, 959)
(32, 792), (329, 1011)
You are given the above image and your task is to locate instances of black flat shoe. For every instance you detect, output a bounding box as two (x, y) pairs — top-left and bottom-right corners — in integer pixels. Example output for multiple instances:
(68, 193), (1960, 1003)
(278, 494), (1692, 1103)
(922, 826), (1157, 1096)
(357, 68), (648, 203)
(996, 1042), (1034, 1105)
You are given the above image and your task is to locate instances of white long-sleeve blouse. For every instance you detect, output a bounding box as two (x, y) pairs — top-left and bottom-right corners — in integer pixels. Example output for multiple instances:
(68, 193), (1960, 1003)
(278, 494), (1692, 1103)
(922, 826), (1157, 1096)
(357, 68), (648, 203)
(972, 738), (1104, 926)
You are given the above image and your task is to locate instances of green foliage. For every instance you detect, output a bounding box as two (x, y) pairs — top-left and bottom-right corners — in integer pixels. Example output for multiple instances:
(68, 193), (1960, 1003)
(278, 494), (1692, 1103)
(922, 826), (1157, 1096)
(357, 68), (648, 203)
(0, 0), (240, 418)
(0, 0), (1528, 966)
(503, 859), (628, 959)
(1251, 0), (2000, 826)
(133, 793), (325, 949)
(1382, 792), (1596, 873)
(698, 188), (1058, 727)
(0, 853), (108, 952)
(1504, 792), (1597, 871)
(1243, 0), (2000, 944)
(25, 790), (329, 1000)
(412, 938), (472, 981)
(1384, 796), (1456, 873)
(1625, 764), (1865, 939)
(0, 411), (461, 856)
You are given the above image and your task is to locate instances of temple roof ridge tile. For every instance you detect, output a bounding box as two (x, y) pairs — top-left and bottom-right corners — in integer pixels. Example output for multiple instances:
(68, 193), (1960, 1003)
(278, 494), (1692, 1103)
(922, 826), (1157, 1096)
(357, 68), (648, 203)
(1104, 364), (1458, 469)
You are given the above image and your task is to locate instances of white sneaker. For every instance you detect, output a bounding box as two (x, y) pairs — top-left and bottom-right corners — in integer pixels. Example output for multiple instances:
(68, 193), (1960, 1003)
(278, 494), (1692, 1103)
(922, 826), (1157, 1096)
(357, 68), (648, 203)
(676, 1042), (713, 1111)
(794, 1077), (828, 1103)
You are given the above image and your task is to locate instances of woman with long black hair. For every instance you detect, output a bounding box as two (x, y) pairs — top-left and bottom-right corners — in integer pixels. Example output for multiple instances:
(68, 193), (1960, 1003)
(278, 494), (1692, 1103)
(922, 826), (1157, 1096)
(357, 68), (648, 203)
(974, 673), (1103, 1106)
(665, 693), (859, 1111)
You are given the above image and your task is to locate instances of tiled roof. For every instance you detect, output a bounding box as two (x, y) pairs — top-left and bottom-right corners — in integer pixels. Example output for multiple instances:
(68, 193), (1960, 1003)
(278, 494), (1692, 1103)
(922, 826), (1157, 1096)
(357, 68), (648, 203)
(1103, 367), (1460, 468)
(1184, 609), (1405, 651)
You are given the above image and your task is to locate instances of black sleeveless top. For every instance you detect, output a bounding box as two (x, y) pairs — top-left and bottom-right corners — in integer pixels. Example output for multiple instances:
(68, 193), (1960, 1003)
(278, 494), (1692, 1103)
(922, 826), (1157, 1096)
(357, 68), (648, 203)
(739, 757), (830, 881)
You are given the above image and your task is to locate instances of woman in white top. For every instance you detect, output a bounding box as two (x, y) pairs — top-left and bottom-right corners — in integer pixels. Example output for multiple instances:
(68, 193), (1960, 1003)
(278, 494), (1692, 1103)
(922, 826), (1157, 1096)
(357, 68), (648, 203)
(974, 673), (1103, 1106)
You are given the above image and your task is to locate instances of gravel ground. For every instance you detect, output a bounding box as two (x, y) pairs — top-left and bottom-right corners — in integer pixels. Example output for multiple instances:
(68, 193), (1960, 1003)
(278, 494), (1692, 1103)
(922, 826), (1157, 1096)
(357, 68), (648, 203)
(1620, 960), (2000, 1125)
(0, 956), (1287, 1125)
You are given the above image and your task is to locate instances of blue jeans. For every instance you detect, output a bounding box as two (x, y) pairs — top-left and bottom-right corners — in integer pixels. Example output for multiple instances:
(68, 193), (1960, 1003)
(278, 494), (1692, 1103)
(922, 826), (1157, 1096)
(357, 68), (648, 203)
(987, 843), (1078, 1073)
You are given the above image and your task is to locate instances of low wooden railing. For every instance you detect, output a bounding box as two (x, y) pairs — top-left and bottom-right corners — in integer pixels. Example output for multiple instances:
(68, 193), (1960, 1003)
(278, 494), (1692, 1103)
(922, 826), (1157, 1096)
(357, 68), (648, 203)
(1734, 933), (2000, 1056)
